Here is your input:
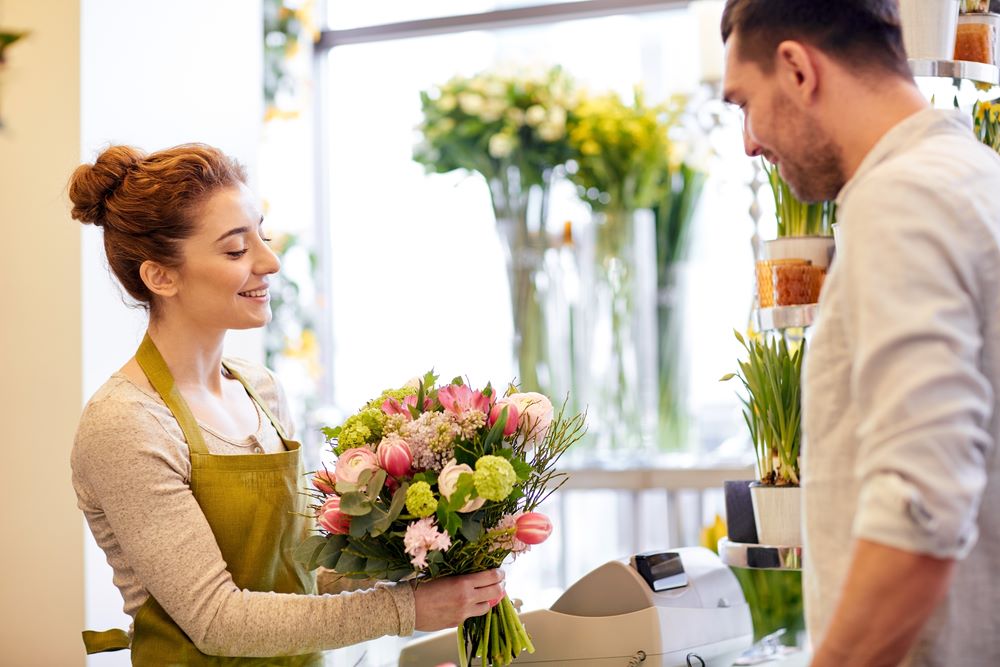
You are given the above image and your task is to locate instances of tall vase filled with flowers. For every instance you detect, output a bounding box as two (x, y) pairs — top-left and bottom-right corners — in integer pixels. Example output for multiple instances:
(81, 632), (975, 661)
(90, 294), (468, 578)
(566, 90), (685, 456)
(415, 67), (576, 396)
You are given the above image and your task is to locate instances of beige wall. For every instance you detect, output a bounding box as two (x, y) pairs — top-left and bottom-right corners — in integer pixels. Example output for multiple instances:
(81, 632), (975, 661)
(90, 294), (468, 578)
(0, 1), (262, 663)
(0, 1), (84, 665)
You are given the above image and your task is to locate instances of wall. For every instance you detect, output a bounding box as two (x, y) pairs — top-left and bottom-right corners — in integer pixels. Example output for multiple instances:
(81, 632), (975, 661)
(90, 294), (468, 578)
(0, 1), (83, 664)
(0, 1), (262, 663)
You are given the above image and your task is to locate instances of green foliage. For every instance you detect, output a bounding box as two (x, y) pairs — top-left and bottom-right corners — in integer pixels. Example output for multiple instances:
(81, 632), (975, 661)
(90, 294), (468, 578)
(764, 160), (836, 237)
(974, 99), (1000, 155)
(722, 330), (803, 486)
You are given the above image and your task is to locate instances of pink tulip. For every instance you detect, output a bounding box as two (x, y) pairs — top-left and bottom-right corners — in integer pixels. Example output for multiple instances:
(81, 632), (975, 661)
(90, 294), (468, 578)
(382, 394), (431, 419)
(488, 399), (520, 436)
(515, 512), (552, 545)
(334, 447), (380, 485)
(438, 384), (490, 416)
(312, 469), (336, 495)
(317, 496), (351, 534)
(377, 435), (413, 478)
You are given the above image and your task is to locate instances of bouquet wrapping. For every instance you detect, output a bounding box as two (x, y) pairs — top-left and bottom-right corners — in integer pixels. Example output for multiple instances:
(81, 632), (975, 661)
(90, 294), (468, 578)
(296, 372), (585, 666)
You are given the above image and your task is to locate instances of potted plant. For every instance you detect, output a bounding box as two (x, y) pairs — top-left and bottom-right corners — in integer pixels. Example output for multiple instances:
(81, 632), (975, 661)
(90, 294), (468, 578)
(722, 330), (803, 546)
(757, 163), (835, 308)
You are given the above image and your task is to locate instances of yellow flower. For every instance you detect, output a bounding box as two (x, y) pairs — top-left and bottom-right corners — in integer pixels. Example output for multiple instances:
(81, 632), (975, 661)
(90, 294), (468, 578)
(700, 514), (728, 554)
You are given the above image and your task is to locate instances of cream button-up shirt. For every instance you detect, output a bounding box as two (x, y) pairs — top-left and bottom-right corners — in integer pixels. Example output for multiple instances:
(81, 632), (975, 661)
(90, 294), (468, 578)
(803, 109), (1000, 665)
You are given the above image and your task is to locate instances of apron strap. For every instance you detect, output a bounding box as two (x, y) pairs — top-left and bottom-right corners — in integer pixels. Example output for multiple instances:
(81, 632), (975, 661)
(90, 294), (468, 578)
(82, 628), (130, 654)
(221, 361), (292, 443)
(135, 333), (210, 455)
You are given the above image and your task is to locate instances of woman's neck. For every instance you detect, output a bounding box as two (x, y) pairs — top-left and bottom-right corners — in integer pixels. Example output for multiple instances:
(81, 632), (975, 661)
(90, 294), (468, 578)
(145, 318), (228, 394)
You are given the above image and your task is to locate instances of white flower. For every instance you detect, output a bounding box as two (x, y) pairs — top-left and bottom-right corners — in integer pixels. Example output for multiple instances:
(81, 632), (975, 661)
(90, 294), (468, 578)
(547, 106), (567, 127)
(525, 104), (547, 126)
(458, 92), (484, 116)
(480, 99), (506, 123)
(438, 94), (457, 112)
(537, 123), (564, 142)
(507, 392), (554, 445)
(438, 459), (485, 513)
(488, 133), (515, 159)
(505, 108), (525, 126)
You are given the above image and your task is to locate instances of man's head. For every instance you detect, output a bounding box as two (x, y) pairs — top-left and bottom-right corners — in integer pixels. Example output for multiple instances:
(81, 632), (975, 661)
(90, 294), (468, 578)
(721, 0), (911, 201)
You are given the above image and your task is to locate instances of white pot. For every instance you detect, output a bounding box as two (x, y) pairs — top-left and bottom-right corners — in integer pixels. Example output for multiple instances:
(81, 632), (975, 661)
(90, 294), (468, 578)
(763, 236), (836, 270)
(749, 484), (802, 547)
(900, 0), (961, 59)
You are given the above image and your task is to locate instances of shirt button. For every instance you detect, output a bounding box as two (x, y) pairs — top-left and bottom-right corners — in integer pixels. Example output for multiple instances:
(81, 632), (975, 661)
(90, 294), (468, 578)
(252, 443), (264, 454)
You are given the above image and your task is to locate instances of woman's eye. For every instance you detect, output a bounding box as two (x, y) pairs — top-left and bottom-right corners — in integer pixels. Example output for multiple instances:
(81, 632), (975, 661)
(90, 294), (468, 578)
(227, 249), (248, 258)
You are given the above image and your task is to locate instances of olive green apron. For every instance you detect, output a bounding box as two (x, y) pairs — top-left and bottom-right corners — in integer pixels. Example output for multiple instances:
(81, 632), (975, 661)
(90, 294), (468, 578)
(82, 334), (322, 666)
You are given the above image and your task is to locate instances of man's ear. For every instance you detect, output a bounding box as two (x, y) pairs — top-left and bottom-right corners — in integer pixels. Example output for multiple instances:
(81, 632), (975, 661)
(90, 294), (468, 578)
(775, 40), (819, 105)
(139, 260), (180, 299)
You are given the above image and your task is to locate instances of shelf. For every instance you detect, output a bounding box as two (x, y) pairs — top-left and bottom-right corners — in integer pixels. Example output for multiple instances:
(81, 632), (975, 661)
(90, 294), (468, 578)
(909, 58), (1000, 86)
(719, 537), (803, 571)
(756, 304), (817, 330)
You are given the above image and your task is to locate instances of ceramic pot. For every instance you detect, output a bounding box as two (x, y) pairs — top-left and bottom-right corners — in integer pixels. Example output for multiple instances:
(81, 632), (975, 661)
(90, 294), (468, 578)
(900, 0), (961, 59)
(749, 483), (802, 547)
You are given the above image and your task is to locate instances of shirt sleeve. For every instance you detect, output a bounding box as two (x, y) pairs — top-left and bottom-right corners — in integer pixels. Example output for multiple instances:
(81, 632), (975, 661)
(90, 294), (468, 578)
(841, 176), (995, 559)
(72, 398), (414, 658)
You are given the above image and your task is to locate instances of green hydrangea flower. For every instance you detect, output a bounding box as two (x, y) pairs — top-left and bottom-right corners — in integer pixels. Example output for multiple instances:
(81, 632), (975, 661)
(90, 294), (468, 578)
(405, 481), (438, 518)
(473, 455), (517, 501)
(370, 387), (418, 408)
(335, 406), (386, 454)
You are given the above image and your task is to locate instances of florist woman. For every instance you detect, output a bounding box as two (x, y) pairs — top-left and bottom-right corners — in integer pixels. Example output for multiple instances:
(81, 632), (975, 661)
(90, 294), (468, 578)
(70, 143), (503, 665)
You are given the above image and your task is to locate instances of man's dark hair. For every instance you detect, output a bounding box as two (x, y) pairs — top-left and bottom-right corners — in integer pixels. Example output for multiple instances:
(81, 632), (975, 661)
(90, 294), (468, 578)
(721, 0), (911, 79)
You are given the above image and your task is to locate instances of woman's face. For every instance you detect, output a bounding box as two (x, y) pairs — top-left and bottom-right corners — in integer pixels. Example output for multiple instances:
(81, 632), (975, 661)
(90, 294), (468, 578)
(167, 184), (280, 332)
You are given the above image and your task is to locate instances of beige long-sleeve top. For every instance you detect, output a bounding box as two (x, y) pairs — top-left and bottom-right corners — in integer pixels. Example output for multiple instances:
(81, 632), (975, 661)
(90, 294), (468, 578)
(71, 358), (415, 657)
(803, 109), (1000, 665)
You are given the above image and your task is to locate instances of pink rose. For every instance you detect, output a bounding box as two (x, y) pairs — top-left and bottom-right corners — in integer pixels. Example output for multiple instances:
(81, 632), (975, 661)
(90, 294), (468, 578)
(334, 447), (380, 485)
(377, 434), (413, 478)
(438, 384), (490, 416)
(488, 399), (520, 437)
(515, 512), (552, 545)
(312, 469), (335, 495)
(508, 392), (554, 444)
(317, 496), (351, 534)
(437, 458), (485, 513)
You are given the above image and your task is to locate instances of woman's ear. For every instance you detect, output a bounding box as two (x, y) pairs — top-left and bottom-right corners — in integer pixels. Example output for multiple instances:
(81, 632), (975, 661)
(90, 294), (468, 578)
(139, 260), (180, 298)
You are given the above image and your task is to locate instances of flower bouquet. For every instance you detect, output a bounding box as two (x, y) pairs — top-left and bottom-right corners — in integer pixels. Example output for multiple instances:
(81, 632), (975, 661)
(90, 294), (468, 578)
(297, 372), (586, 666)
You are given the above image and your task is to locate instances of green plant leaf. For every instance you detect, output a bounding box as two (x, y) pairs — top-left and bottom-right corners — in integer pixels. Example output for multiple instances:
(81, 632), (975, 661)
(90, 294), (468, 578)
(365, 469), (387, 501)
(334, 549), (366, 574)
(460, 515), (483, 541)
(318, 535), (347, 569)
(339, 492), (373, 516)
(293, 535), (327, 570)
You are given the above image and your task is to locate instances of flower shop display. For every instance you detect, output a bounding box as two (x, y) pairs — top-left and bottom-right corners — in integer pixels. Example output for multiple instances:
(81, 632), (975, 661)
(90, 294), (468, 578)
(565, 89), (685, 456)
(722, 331), (804, 546)
(298, 372), (586, 667)
(414, 67), (577, 396)
(956, 12), (1000, 65)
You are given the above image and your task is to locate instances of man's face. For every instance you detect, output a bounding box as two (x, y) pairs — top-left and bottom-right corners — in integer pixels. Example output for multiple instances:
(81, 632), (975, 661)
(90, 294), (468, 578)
(723, 32), (845, 202)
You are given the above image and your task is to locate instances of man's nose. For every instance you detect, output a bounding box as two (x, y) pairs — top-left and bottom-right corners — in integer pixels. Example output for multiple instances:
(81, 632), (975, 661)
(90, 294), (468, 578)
(743, 121), (763, 158)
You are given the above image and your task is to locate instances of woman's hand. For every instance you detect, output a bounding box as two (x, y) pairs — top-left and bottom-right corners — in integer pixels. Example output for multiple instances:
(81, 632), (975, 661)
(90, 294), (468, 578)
(413, 569), (505, 632)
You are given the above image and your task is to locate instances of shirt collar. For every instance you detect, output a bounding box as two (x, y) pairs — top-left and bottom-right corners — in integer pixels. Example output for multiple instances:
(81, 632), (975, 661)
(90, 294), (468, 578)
(835, 108), (972, 208)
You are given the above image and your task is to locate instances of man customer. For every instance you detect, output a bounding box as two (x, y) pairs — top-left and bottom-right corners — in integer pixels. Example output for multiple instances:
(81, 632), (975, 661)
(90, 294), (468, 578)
(721, 1), (1000, 664)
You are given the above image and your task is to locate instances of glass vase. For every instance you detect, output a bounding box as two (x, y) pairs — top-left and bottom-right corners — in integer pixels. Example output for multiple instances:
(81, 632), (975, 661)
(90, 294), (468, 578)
(582, 208), (655, 459)
(489, 168), (556, 396)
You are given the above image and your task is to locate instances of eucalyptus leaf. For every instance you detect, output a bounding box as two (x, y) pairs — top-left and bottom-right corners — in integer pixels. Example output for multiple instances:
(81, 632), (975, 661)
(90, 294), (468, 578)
(293, 535), (327, 570)
(334, 549), (366, 574)
(366, 469), (388, 501)
(318, 535), (347, 569)
(460, 515), (483, 542)
(339, 492), (373, 516)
